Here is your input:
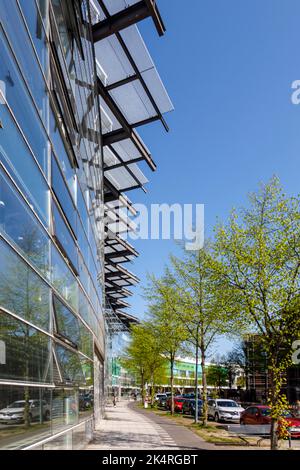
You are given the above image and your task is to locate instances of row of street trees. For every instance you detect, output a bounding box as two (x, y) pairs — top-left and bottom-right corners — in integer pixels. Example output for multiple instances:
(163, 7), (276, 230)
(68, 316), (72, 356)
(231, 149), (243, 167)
(122, 178), (300, 449)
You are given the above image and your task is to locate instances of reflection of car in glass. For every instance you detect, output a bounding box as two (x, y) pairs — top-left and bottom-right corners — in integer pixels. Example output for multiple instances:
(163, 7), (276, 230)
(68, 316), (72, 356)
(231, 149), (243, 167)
(0, 400), (50, 424)
(79, 393), (93, 411)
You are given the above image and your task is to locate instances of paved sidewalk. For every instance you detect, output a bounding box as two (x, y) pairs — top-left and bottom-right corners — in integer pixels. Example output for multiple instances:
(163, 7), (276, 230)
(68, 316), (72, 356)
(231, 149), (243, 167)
(86, 400), (179, 450)
(86, 400), (282, 451)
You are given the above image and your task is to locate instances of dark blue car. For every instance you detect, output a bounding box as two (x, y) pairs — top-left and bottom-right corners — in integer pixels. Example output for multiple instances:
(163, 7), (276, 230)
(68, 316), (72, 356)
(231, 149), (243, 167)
(182, 399), (203, 416)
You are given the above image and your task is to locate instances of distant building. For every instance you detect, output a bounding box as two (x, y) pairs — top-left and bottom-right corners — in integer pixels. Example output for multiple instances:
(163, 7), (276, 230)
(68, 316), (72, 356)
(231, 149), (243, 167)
(243, 335), (300, 403)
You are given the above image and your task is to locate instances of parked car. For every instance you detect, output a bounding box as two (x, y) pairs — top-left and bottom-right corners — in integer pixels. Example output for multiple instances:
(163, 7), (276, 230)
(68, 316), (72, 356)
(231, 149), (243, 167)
(0, 400), (50, 424)
(240, 405), (271, 425)
(154, 393), (167, 403)
(208, 399), (244, 423)
(278, 412), (300, 438)
(166, 396), (185, 412)
(157, 395), (168, 408)
(182, 399), (203, 416)
(240, 405), (300, 437)
(182, 393), (195, 399)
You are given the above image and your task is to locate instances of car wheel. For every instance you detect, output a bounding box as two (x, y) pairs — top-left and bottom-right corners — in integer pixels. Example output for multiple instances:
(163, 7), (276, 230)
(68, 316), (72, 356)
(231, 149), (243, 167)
(240, 419), (245, 425)
(214, 413), (219, 422)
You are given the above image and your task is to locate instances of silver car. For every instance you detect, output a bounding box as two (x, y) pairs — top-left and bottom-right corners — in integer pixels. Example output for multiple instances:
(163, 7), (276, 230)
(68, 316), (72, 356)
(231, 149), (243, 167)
(208, 399), (244, 423)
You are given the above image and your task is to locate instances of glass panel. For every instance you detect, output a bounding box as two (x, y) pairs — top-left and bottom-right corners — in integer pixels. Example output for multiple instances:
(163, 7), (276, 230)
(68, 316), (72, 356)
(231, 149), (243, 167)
(0, 239), (50, 332)
(52, 203), (78, 272)
(0, 26), (49, 176)
(72, 422), (87, 449)
(81, 359), (93, 388)
(49, 108), (76, 202)
(78, 254), (90, 294)
(0, 385), (51, 450)
(79, 321), (93, 359)
(78, 288), (90, 326)
(77, 219), (89, 263)
(0, 0), (49, 126)
(53, 295), (80, 347)
(0, 312), (52, 383)
(55, 345), (85, 386)
(18, 0), (49, 73)
(79, 389), (93, 422)
(51, 154), (77, 235)
(0, 102), (50, 226)
(43, 429), (72, 450)
(51, 388), (79, 433)
(51, 243), (78, 312)
(0, 169), (50, 277)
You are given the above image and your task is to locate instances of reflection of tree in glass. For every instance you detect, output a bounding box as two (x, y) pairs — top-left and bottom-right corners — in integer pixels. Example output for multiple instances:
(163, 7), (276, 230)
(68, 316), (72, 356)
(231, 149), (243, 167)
(0, 239), (50, 330)
(0, 236), (51, 428)
(0, 314), (51, 428)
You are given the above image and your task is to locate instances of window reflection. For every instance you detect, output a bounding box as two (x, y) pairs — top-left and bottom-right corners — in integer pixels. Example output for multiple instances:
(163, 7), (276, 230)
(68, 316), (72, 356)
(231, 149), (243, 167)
(52, 154), (77, 235)
(18, 0), (49, 72)
(0, 312), (52, 383)
(53, 295), (80, 347)
(79, 322), (93, 360)
(0, 385), (51, 450)
(0, 170), (50, 276)
(51, 243), (78, 312)
(50, 109), (77, 202)
(51, 388), (79, 432)
(55, 345), (85, 386)
(0, 239), (50, 332)
(52, 202), (78, 273)
(0, 26), (49, 176)
(0, 103), (49, 226)
(79, 389), (93, 422)
(0, 0), (49, 126)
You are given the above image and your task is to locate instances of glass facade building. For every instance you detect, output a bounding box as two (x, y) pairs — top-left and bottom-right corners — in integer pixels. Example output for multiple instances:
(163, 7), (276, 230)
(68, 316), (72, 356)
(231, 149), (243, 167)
(0, 0), (172, 450)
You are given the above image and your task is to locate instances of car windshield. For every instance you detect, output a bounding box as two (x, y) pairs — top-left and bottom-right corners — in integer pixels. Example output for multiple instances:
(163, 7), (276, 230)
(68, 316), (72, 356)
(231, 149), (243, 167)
(217, 401), (238, 407)
(281, 411), (293, 418)
(261, 408), (271, 416)
(7, 401), (25, 409)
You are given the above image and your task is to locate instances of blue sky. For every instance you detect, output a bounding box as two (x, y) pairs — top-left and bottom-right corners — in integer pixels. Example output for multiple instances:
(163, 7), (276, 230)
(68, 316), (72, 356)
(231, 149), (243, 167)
(122, 0), (300, 354)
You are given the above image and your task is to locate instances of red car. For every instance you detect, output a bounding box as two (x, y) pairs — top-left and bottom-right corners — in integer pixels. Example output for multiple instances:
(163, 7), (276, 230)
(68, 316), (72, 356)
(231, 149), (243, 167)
(241, 405), (300, 437)
(166, 396), (185, 412)
(240, 405), (271, 425)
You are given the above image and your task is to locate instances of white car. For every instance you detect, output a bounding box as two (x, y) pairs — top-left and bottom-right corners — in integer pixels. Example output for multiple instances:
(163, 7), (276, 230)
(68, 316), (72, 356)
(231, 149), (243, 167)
(154, 393), (167, 402)
(208, 399), (244, 423)
(0, 400), (50, 424)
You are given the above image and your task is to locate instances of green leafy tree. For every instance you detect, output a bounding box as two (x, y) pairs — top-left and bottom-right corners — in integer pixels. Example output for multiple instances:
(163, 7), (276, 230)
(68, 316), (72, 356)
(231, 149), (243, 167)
(121, 323), (165, 404)
(206, 363), (228, 394)
(144, 277), (188, 415)
(168, 246), (238, 425)
(213, 177), (300, 449)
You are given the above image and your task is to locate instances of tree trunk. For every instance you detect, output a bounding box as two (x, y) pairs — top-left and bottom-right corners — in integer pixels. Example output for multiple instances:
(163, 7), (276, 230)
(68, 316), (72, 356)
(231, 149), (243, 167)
(194, 335), (199, 424)
(24, 386), (30, 428)
(201, 341), (208, 426)
(269, 367), (279, 450)
(170, 356), (175, 415)
(270, 418), (278, 450)
(141, 371), (146, 403)
(150, 372), (155, 407)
